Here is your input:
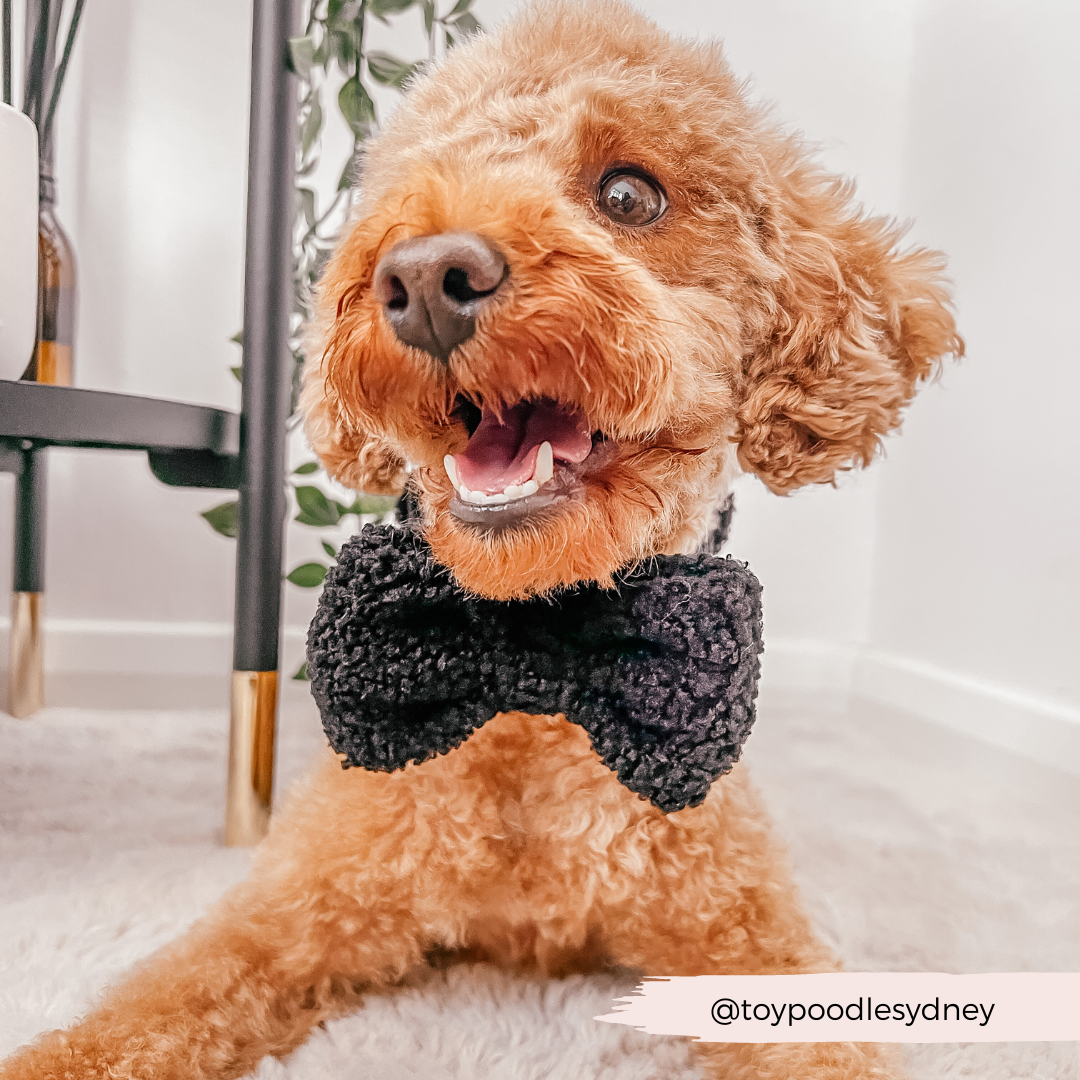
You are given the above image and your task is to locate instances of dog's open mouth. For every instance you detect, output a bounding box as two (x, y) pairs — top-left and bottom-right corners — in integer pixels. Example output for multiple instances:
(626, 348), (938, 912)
(443, 397), (599, 527)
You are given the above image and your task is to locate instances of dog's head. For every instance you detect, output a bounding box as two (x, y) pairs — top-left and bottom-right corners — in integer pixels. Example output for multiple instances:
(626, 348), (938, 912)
(302, 0), (961, 600)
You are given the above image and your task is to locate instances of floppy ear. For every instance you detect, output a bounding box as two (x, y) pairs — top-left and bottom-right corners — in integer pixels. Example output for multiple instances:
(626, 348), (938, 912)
(737, 162), (963, 494)
(299, 361), (407, 496)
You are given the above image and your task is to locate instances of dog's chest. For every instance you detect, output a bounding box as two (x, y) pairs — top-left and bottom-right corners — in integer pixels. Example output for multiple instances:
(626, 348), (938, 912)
(451, 710), (661, 847)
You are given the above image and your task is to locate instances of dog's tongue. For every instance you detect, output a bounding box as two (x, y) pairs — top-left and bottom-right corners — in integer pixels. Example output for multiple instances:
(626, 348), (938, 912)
(454, 400), (592, 494)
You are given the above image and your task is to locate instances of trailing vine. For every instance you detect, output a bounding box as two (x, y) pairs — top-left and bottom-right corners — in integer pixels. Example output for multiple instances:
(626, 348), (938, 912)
(201, 0), (480, 676)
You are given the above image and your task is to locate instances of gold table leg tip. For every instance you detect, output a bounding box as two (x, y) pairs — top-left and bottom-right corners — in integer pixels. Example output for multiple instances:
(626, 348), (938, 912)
(225, 669), (278, 846)
(8, 592), (44, 719)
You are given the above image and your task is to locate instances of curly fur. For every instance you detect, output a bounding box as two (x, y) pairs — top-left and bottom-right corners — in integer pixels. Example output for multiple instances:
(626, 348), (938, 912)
(302, 2), (960, 599)
(0, 3), (959, 1079)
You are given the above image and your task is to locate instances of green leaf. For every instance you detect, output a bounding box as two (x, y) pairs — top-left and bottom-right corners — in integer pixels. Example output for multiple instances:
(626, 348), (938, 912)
(230, 365), (242, 383)
(322, 540), (338, 558)
(288, 34), (317, 77)
(329, 0), (364, 22)
(369, 0), (419, 21)
(201, 500), (239, 538)
(293, 460), (320, 475)
(292, 661), (310, 681)
(422, 0), (435, 34)
(327, 0), (365, 51)
(446, 0), (473, 16)
(338, 77), (376, 139)
(448, 12), (479, 37)
(313, 245), (335, 278)
(286, 562), (328, 588)
(298, 186), (316, 228)
(329, 27), (358, 69)
(338, 153), (358, 191)
(367, 51), (419, 89)
(230, 329), (243, 345)
(294, 485), (342, 527)
(300, 99), (323, 155)
(342, 494), (399, 516)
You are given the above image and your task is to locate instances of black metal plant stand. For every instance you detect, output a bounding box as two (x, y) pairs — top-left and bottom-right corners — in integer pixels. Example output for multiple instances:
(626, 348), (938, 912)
(225, 0), (298, 847)
(0, 0), (299, 847)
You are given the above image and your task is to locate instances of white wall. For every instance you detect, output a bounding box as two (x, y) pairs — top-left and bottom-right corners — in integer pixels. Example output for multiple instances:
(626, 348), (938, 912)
(872, 0), (1080, 703)
(2, 0), (1076, 768)
(854, 0), (1080, 762)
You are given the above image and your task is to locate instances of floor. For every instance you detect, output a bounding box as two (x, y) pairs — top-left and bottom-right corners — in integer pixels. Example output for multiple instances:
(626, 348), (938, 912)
(0, 681), (1077, 1078)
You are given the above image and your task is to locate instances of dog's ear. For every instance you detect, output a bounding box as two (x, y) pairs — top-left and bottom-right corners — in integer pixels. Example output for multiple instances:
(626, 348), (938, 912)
(300, 369), (406, 496)
(736, 159), (963, 494)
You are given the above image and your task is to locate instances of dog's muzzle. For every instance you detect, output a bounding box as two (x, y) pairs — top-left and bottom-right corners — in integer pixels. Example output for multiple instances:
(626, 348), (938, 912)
(373, 231), (508, 362)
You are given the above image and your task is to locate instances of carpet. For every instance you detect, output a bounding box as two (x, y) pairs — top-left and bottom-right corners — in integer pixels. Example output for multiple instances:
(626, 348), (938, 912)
(1, 684), (1077, 1078)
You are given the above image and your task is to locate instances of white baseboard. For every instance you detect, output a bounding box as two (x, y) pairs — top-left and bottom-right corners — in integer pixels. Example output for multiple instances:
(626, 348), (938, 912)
(765, 637), (1080, 777)
(852, 648), (1080, 777)
(2, 618), (1078, 776)
(760, 638), (858, 702)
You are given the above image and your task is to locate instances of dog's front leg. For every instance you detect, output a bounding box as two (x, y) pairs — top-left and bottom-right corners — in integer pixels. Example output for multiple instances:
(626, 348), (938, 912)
(600, 767), (906, 1080)
(0, 751), (500, 1080)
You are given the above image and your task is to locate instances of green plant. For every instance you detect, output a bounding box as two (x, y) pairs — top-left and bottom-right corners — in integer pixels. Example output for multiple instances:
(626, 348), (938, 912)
(201, 0), (480, 678)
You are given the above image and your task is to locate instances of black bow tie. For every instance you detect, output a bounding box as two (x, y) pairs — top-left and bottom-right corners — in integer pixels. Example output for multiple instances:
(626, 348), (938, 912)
(307, 522), (763, 813)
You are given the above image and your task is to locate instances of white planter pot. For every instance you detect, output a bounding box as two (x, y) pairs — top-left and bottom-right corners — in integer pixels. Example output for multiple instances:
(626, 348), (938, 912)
(0, 103), (40, 382)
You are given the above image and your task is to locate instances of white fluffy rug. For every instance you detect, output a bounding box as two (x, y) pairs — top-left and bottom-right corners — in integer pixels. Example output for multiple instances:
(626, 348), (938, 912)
(1, 684), (1078, 1079)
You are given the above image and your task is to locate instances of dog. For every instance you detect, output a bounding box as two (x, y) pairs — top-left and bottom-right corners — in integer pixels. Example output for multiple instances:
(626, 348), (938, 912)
(0, 2), (961, 1077)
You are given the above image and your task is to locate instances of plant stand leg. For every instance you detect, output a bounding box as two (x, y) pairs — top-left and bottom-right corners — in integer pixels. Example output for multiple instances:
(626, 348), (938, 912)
(9, 445), (45, 718)
(224, 0), (297, 846)
(225, 669), (277, 844)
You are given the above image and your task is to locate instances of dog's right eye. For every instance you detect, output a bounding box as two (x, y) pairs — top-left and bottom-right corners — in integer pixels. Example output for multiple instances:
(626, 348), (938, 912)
(596, 172), (667, 227)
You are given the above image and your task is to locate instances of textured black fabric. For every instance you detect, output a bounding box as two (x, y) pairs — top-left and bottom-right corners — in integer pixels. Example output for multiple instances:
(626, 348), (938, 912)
(307, 524), (763, 813)
(703, 493), (735, 555)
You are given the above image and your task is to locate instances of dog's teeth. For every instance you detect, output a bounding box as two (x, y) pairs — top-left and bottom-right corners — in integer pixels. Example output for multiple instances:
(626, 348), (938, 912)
(443, 455), (460, 491)
(534, 442), (554, 487)
(450, 445), (554, 507)
(459, 485), (513, 506)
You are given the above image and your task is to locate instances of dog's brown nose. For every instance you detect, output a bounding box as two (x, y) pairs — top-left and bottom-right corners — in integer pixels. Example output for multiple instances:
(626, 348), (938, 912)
(373, 232), (508, 362)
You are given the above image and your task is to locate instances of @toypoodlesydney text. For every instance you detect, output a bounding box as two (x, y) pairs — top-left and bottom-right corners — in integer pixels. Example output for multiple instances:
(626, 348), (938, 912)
(710, 997), (995, 1028)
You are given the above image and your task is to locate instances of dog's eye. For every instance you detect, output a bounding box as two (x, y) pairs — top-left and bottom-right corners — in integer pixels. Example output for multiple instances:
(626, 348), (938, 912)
(596, 172), (666, 227)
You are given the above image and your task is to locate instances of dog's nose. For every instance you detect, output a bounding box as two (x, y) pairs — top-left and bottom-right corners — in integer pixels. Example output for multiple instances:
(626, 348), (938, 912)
(373, 232), (508, 362)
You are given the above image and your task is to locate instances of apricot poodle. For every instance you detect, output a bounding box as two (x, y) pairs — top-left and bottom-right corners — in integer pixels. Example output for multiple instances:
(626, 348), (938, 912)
(1, 2), (961, 1078)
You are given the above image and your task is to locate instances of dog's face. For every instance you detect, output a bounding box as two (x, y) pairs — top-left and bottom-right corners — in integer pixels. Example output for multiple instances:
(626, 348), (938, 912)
(303, 0), (961, 600)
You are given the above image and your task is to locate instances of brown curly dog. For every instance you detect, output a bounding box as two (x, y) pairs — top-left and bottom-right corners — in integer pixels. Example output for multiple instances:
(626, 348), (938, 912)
(1, 2), (961, 1078)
